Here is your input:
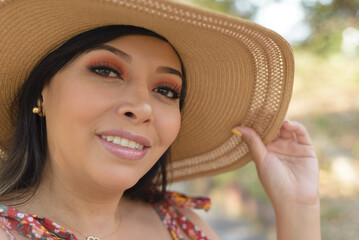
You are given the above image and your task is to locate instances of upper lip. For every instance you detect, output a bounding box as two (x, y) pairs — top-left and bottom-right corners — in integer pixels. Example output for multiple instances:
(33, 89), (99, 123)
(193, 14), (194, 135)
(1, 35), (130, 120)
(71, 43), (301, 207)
(97, 129), (151, 147)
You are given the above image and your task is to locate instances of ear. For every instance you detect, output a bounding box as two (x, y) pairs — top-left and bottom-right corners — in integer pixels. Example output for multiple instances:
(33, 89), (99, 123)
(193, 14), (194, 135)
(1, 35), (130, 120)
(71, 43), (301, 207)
(40, 84), (49, 117)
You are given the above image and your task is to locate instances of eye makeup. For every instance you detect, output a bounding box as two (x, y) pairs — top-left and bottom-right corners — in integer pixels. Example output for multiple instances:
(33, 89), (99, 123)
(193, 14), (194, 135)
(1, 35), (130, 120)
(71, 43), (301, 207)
(156, 81), (181, 94)
(83, 52), (182, 100)
(153, 80), (182, 100)
(85, 56), (127, 79)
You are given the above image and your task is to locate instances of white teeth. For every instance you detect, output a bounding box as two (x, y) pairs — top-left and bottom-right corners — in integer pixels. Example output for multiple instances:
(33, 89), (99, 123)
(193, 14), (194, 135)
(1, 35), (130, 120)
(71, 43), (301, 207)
(120, 138), (129, 146)
(135, 143), (144, 150)
(113, 136), (121, 145)
(101, 135), (145, 150)
(128, 141), (136, 148)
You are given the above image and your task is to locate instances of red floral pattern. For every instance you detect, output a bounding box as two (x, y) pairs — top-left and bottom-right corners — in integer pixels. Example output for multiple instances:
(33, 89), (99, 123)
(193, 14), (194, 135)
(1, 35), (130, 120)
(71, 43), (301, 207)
(0, 192), (211, 240)
(151, 191), (211, 240)
(0, 205), (76, 240)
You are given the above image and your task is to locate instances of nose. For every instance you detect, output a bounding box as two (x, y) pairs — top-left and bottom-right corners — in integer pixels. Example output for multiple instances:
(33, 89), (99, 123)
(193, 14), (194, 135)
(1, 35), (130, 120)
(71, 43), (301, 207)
(116, 85), (153, 125)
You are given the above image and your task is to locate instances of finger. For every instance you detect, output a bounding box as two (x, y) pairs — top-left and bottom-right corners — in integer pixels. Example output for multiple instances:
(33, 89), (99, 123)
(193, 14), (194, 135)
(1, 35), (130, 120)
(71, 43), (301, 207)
(278, 120), (293, 139)
(232, 126), (267, 167)
(282, 120), (313, 146)
(276, 121), (298, 143)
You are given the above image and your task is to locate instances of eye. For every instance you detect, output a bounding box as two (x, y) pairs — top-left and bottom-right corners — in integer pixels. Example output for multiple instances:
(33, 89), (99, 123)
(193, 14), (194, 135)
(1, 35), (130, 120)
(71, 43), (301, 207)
(153, 86), (180, 100)
(88, 65), (123, 79)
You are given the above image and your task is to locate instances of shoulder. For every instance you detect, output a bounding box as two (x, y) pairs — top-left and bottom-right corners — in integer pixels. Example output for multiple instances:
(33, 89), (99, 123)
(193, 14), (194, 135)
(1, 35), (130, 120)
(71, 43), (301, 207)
(119, 197), (176, 239)
(0, 211), (15, 240)
(0, 225), (29, 240)
(0, 228), (13, 240)
(178, 207), (220, 240)
(0, 204), (43, 240)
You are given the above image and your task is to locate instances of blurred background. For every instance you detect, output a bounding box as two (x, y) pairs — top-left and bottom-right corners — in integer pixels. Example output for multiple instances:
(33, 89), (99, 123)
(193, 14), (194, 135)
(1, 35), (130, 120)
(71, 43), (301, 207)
(169, 0), (359, 239)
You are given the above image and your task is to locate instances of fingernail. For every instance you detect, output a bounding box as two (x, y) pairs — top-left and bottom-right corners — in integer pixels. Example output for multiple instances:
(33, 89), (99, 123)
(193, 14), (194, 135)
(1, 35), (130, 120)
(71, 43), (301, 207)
(231, 128), (242, 137)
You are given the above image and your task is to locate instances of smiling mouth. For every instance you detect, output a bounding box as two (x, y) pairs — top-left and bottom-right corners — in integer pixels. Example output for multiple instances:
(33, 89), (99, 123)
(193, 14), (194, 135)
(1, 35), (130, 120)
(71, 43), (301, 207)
(100, 135), (145, 150)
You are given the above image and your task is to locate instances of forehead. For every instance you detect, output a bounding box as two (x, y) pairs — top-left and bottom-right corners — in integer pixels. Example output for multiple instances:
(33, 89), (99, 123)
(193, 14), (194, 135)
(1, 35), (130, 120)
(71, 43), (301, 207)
(104, 35), (182, 69)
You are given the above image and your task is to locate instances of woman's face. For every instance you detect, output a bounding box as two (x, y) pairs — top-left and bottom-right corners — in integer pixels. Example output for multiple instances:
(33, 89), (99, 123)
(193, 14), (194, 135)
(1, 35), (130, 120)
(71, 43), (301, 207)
(42, 35), (182, 191)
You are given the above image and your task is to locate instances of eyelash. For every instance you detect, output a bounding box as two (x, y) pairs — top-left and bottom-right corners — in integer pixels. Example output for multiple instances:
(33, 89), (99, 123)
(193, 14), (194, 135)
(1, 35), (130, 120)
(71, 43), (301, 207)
(87, 62), (124, 79)
(87, 64), (181, 100)
(153, 83), (181, 100)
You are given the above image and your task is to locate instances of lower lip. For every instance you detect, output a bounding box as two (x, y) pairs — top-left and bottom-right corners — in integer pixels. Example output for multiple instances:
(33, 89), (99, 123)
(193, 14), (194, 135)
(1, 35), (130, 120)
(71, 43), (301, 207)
(97, 136), (149, 160)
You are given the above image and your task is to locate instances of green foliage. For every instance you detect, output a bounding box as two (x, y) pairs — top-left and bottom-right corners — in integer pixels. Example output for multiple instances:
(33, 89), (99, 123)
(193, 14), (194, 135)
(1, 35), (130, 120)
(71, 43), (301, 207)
(320, 201), (343, 220)
(302, 0), (359, 55)
(352, 142), (359, 159)
(187, 0), (359, 56)
(306, 29), (343, 56)
(314, 116), (331, 131)
(355, 72), (359, 84)
(213, 162), (270, 204)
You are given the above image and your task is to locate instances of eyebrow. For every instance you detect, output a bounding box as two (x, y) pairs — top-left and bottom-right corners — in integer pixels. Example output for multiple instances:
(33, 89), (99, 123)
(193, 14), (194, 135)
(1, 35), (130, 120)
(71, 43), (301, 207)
(91, 44), (183, 81)
(156, 66), (183, 80)
(91, 44), (132, 63)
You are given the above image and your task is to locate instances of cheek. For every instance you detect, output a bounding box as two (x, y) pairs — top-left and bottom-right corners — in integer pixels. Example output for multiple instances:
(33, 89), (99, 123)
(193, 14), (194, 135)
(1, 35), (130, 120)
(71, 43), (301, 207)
(45, 76), (106, 151)
(154, 106), (181, 147)
(52, 77), (107, 124)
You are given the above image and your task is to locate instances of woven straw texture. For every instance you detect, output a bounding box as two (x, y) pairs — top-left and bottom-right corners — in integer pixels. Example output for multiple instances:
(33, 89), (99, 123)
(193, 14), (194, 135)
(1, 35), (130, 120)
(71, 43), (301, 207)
(0, 0), (294, 182)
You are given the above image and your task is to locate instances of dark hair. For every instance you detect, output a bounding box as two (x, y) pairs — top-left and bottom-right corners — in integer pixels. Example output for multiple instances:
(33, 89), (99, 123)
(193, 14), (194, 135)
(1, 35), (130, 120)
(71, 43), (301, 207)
(0, 25), (187, 205)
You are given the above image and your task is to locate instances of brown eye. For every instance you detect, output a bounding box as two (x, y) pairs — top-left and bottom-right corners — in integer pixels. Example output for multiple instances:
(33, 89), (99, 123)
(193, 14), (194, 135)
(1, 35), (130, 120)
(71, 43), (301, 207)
(154, 87), (180, 99)
(88, 66), (123, 79)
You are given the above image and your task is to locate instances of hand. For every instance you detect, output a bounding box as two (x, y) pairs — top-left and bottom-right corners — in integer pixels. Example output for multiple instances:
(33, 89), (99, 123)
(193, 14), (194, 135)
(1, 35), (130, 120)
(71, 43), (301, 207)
(234, 120), (319, 209)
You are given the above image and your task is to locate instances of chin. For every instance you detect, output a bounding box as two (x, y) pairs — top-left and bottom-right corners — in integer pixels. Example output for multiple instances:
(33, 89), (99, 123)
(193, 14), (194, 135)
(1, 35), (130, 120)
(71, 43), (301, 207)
(89, 167), (149, 192)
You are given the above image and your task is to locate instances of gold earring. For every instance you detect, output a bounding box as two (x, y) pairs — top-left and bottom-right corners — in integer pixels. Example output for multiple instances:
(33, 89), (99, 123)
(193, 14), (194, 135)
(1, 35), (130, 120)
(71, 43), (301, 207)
(32, 106), (42, 115)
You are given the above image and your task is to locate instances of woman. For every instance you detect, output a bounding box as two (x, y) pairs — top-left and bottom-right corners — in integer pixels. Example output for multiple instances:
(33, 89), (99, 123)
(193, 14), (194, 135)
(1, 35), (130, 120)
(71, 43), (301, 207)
(0, 0), (320, 239)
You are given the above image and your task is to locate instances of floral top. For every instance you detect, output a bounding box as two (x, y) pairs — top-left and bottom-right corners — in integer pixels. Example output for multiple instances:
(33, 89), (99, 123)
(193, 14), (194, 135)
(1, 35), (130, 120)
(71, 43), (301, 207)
(0, 191), (211, 240)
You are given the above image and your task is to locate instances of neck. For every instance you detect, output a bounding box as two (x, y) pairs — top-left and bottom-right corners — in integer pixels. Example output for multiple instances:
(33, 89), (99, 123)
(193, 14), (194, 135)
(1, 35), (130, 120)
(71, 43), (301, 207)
(37, 181), (123, 221)
(29, 167), (128, 238)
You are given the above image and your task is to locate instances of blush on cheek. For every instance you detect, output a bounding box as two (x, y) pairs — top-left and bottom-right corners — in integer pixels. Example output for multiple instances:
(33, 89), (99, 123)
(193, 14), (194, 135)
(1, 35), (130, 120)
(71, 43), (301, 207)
(166, 114), (181, 146)
(60, 76), (106, 122)
(153, 105), (179, 147)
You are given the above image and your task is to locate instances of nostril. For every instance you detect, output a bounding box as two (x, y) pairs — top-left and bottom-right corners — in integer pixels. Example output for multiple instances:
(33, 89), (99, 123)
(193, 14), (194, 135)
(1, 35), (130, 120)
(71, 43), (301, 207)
(125, 112), (135, 118)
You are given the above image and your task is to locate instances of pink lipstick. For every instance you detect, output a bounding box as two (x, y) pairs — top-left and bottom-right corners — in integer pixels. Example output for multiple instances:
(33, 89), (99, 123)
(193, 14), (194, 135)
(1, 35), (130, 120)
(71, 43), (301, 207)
(97, 130), (151, 160)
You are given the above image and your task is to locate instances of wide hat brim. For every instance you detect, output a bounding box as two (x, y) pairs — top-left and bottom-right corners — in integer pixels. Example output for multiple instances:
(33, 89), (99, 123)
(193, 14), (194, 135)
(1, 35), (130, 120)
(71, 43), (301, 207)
(0, 0), (294, 182)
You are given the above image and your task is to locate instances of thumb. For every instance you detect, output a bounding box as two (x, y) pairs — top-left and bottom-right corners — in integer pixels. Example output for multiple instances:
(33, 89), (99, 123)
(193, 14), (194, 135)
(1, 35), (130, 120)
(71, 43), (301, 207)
(232, 126), (267, 167)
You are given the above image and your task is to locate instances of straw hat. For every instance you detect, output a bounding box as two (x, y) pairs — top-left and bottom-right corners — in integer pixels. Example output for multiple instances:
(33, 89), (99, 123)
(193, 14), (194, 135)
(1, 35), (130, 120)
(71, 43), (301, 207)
(0, 0), (294, 182)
